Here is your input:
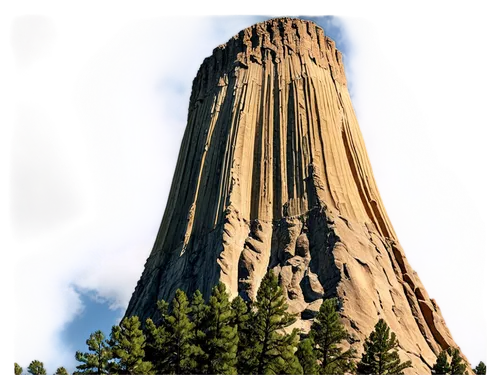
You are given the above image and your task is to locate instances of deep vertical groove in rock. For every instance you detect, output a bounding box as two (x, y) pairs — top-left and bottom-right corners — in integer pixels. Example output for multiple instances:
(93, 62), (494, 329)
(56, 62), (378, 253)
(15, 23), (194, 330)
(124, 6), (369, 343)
(250, 67), (264, 220)
(272, 63), (282, 218)
(286, 82), (295, 202)
(125, 18), (469, 374)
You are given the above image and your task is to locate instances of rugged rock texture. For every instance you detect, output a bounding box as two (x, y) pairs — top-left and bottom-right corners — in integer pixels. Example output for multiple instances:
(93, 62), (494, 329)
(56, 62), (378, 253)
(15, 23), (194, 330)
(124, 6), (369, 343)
(126, 18), (468, 374)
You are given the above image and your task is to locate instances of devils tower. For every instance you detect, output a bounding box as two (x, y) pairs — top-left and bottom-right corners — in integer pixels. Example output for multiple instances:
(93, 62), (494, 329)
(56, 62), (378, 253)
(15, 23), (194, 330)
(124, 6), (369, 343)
(126, 18), (467, 374)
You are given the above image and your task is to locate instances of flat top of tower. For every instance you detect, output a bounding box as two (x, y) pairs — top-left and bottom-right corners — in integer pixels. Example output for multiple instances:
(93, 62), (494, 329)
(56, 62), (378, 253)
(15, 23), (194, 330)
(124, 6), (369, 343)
(213, 17), (332, 53)
(243, 16), (323, 30)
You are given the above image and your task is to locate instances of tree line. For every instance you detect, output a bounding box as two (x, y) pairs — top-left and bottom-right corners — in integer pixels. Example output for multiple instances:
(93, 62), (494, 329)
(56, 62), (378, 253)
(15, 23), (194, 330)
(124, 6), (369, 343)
(15, 271), (486, 375)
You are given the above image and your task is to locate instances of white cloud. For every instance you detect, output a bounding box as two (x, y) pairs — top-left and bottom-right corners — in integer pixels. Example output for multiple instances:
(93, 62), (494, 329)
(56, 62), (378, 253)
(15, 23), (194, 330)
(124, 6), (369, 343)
(3, 2), (497, 374)
(5, 10), (265, 373)
(14, 261), (83, 369)
(354, 19), (488, 364)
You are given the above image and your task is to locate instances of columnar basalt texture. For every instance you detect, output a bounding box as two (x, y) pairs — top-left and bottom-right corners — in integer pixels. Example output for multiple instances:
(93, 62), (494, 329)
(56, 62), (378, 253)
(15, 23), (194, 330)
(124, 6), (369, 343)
(126, 18), (468, 374)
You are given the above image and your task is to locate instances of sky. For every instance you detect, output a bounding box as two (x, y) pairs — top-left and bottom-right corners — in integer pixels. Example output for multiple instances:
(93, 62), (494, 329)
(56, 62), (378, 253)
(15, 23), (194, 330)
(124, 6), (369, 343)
(1, 2), (499, 374)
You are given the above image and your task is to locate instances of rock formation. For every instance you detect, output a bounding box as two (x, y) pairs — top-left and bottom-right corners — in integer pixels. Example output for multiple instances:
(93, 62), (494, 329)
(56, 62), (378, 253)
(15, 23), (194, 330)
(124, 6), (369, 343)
(125, 18), (468, 374)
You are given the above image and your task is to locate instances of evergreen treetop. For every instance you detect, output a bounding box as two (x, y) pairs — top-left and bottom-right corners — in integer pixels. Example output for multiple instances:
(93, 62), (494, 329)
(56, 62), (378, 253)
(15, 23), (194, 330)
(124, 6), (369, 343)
(74, 330), (112, 375)
(230, 295), (250, 332)
(189, 289), (208, 329)
(357, 318), (412, 375)
(148, 290), (198, 375)
(473, 361), (486, 375)
(27, 360), (47, 375)
(310, 298), (356, 375)
(431, 347), (468, 375)
(108, 315), (154, 374)
(448, 347), (468, 375)
(54, 367), (69, 375)
(431, 349), (451, 375)
(14, 363), (22, 375)
(201, 283), (238, 375)
(242, 270), (299, 375)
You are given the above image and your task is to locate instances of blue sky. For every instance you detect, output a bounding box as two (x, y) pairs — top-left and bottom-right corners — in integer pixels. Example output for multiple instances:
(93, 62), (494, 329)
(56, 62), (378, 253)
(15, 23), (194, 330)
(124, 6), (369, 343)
(3, 5), (498, 375)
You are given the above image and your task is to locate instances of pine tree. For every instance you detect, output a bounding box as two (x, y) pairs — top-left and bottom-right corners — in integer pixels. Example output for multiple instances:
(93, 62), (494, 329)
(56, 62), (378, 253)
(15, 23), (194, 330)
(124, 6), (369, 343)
(230, 295), (250, 373)
(144, 318), (164, 370)
(431, 350), (451, 375)
(310, 298), (356, 374)
(144, 299), (174, 372)
(14, 363), (22, 375)
(190, 289), (208, 329)
(74, 330), (112, 374)
(280, 335), (304, 375)
(473, 361), (486, 375)
(242, 270), (299, 375)
(189, 289), (209, 370)
(149, 290), (198, 374)
(108, 315), (154, 374)
(431, 347), (468, 375)
(200, 283), (238, 375)
(144, 300), (169, 365)
(449, 347), (467, 375)
(27, 360), (46, 375)
(54, 367), (69, 375)
(296, 338), (319, 375)
(357, 319), (412, 375)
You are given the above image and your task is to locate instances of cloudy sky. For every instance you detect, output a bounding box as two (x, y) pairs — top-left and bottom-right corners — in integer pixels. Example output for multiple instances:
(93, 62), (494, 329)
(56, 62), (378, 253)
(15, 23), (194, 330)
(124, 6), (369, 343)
(2, 2), (498, 374)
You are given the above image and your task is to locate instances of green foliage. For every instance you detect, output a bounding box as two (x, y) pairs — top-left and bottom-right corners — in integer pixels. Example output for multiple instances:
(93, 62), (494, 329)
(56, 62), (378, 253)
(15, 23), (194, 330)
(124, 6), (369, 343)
(144, 300), (173, 371)
(357, 319), (412, 375)
(431, 347), (468, 375)
(200, 283), (238, 374)
(189, 289), (208, 329)
(241, 270), (299, 374)
(280, 336), (304, 375)
(41, 281), (473, 375)
(54, 367), (68, 375)
(27, 360), (46, 375)
(230, 295), (250, 372)
(108, 315), (154, 374)
(144, 318), (164, 370)
(189, 289), (209, 370)
(449, 347), (468, 375)
(74, 330), (112, 374)
(14, 363), (22, 375)
(147, 290), (198, 374)
(431, 350), (451, 375)
(296, 338), (319, 375)
(473, 361), (486, 375)
(310, 298), (356, 374)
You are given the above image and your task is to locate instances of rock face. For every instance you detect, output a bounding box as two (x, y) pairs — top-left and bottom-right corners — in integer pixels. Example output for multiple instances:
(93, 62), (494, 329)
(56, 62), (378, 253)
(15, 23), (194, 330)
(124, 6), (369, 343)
(125, 18), (468, 374)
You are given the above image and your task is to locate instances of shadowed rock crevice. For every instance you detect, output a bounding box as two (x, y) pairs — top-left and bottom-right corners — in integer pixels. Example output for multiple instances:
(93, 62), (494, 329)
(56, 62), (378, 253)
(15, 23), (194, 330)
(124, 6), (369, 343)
(305, 209), (341, 301)
(125, 18), (469, 374)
